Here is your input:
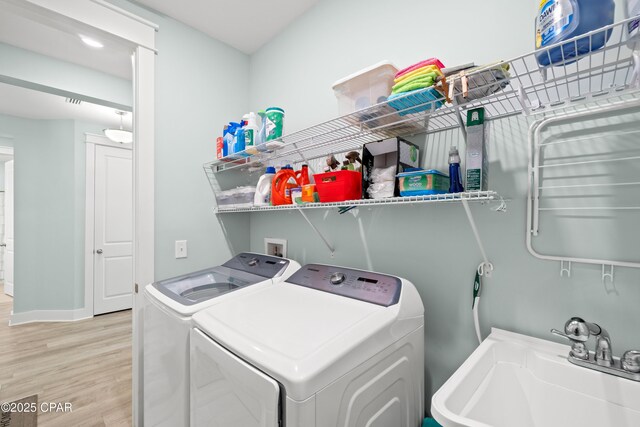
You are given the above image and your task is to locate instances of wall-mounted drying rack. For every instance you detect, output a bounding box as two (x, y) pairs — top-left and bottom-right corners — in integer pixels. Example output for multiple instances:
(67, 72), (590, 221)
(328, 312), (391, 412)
(205, 17), (640, 273)
(527, 97), (640, 285)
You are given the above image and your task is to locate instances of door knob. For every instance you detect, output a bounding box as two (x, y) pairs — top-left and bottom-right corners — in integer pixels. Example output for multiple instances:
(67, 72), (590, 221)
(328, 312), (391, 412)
(96, 249), (103, 254)
(0, 243), (6, 247)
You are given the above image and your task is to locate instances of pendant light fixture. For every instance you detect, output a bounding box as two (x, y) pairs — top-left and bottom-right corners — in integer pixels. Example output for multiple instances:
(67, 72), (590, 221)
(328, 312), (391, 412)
(104, 111), (133, 144)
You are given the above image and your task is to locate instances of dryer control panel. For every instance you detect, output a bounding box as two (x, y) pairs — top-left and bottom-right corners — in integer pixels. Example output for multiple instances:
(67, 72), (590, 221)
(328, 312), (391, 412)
(222, 253), (290, 278)
(287, 264), (402, 306)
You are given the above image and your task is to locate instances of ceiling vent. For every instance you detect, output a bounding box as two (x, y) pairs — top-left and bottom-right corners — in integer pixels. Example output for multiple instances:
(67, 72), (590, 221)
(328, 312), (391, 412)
(65, 97), (82, 105)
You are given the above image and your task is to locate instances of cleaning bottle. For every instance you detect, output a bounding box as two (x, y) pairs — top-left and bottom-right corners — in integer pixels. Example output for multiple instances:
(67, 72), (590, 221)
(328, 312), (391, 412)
(244, 112), (259, 148)
(448, 146), (464, 193)
(256, 111), (267, 146)
(296, 164), (310, 186)
(234, 118), (247, 155)
(254, 166), (276, 206)
(535, 0), (615, 66)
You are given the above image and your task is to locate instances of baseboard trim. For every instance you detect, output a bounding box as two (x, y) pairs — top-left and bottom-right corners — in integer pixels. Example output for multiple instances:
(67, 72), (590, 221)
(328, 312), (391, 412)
(4, 282), (13, 296)
(9, 308), (93, 326)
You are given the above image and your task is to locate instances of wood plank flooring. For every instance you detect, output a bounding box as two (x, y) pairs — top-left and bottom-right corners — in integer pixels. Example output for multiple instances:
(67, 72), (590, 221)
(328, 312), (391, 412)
(0, 283), (132, 426)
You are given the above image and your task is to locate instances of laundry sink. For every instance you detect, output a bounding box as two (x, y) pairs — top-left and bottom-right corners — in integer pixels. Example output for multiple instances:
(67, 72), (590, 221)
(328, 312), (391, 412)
(431, 328), (640, 427)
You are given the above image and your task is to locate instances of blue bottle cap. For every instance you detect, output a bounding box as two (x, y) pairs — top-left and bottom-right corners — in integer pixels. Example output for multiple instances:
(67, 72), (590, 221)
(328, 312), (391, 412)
(265, 166), (276, 174)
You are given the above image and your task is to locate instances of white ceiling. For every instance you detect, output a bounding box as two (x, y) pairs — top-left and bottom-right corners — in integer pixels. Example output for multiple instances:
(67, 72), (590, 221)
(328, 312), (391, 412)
(0, 82), (133, 130)
(0, 6), (133, 80)
(135, 0), (321, 54)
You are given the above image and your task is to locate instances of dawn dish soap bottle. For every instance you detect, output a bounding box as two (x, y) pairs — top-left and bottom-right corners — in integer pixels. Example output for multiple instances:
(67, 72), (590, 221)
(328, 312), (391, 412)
(448, 146), (464, 194)
(535, 0), (615, 66)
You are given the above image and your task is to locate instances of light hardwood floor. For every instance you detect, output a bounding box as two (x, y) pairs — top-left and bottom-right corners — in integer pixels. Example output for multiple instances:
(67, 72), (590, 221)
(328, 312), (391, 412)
(0, 283), (132, 426)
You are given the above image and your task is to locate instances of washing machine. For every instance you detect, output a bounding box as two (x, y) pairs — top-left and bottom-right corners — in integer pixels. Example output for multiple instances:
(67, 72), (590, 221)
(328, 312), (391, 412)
(190, 263), (425, 427)
(143, 252), (301, 427)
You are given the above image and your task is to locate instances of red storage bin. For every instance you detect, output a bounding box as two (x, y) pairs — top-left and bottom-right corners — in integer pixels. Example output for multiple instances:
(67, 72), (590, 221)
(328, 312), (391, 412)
(313, 170), (362, 202)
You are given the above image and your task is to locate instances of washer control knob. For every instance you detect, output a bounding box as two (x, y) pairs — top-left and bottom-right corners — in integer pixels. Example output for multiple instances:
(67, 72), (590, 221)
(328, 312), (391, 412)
(248, 258), (259, 267)
(330, 272), (346, 285)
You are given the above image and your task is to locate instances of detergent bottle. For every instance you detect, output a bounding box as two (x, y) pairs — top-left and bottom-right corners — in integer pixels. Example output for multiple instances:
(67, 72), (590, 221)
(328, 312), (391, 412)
(254, 166), (276, 206)
(535, 0), (615, 66)
(271, 166), (301, 205)
(224, 122), (241, 155)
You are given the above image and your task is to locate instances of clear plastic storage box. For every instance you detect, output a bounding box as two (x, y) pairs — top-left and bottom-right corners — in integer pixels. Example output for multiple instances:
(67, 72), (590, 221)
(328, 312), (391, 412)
(332, 61), (398, 115)
(215, 186), (256, 208)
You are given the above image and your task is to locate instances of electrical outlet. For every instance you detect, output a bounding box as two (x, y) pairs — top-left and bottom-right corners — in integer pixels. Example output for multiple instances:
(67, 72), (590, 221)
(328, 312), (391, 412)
(264, 238), (287, 258)
(175, 240), (187, 259)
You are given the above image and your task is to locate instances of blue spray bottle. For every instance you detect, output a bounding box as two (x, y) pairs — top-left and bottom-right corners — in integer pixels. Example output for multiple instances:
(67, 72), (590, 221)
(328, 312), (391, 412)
(449, 146), (464, 193)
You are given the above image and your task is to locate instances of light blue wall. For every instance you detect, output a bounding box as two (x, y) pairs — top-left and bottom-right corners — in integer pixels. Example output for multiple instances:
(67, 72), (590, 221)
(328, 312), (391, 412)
(0, 42), (132, 109)
(107, 0), (252, 281)
(248, 0), (640, 407)
(0, 113), (105, 313)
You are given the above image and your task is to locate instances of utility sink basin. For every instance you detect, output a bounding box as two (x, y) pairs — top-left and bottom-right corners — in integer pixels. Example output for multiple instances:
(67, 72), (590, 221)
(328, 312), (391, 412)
(431, 328), (640, 427)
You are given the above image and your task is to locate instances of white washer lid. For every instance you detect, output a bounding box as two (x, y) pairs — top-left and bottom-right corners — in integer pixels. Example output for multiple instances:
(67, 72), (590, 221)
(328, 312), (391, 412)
(192, 282), (412, 401)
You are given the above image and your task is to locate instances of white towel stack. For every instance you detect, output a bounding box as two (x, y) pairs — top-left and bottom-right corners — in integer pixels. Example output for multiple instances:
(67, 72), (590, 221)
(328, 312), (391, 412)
(367, 165), (396, 199)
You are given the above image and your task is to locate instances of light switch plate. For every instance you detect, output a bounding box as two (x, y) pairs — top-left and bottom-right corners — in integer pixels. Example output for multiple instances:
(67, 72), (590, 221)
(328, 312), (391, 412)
(175, 240), (187, 259)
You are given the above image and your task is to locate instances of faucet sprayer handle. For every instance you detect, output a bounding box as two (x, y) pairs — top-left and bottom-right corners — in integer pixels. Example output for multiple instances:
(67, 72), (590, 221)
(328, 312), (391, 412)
(551, 329), (573, 340)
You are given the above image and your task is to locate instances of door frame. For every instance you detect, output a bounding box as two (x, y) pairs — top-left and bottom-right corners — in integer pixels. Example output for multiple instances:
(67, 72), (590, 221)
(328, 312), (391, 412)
(0, 2), (156, 425)
(84, 133), (132, 317)
(0, 145), (14, 295)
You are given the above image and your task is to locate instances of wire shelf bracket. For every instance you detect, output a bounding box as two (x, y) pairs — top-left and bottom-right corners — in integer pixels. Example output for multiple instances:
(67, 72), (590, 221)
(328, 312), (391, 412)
(295, 205), (335, 258)
(461, 199), (494, 278)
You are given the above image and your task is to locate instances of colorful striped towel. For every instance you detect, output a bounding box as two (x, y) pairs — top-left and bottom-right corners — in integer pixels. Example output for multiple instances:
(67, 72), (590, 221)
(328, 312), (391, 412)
(394, 65), (443, 84)
(391, 73), (438, 94)
(395, 58), (445, 79)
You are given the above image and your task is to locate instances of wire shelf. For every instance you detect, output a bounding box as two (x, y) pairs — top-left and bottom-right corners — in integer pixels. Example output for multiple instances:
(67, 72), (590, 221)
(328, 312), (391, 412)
(214, 191), (498, 213)
(206, 18), (640, 176)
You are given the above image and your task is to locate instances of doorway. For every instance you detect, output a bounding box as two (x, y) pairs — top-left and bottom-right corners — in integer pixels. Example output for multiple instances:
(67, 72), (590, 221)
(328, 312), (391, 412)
(0, 1), (155, 424)
(86, 137), (133, 315)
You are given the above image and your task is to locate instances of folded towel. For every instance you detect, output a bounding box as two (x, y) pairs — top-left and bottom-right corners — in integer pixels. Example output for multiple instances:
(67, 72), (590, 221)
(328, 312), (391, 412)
(396, 58), (445, 78)
(392, 74), (438, 94)
(394, 65), (443, 84)
(392, 71), (439, 90)
(387, 87), (445, 115)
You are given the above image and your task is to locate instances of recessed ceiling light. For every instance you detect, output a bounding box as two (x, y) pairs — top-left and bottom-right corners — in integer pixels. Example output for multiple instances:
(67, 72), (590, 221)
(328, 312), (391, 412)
(79, 35), (104, 49)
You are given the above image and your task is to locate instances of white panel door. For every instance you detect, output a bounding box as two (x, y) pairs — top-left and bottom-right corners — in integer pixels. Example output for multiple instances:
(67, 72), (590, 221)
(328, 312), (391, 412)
(94, 145), (133, 315)
(3, 160), (13, 297)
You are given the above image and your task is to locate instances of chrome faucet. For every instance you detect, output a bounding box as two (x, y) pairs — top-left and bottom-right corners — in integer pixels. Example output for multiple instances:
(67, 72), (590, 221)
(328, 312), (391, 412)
(552, 316), (640, 382)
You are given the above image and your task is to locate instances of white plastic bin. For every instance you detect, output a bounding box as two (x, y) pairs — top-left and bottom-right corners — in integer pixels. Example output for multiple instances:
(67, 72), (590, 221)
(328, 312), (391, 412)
(215, 186), (256, 208)
(332, 61), (398, 115)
